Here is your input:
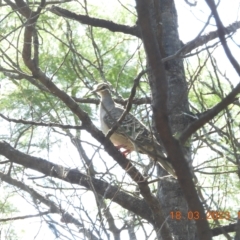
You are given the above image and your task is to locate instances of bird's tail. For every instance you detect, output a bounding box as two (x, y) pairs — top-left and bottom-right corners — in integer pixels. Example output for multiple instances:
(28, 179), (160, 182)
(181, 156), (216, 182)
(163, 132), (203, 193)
(154, 155), (177, 179)
(137, 143), (177, 178)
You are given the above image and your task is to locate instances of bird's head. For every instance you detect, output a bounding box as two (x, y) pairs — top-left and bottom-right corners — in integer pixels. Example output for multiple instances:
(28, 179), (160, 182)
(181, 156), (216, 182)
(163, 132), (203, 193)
(91, 83), (111, 96)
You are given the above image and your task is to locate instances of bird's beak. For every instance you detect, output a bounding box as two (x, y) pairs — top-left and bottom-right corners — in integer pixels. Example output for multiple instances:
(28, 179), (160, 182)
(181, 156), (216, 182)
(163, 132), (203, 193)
(90, 89), (97, 94)
(88, 88), (99, 97)
(84, 88), (96, 98)
(90, 85), (99, 94)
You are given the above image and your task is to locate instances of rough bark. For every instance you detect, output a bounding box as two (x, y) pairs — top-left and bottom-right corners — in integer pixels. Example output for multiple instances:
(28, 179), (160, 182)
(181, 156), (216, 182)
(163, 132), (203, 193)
(156, 1), (197, 239)
(143, 0), (198, 239)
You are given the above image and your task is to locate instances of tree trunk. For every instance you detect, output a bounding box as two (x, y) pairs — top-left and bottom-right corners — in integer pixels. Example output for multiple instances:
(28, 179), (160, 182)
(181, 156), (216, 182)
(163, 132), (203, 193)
(153, 0), (197, 238)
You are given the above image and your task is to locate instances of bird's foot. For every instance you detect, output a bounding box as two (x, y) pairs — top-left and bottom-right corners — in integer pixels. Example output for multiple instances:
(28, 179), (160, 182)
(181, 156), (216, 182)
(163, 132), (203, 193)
(121, 149), (131, 156)
(115, 144), (126, 150)
(115, 145), (131, 156)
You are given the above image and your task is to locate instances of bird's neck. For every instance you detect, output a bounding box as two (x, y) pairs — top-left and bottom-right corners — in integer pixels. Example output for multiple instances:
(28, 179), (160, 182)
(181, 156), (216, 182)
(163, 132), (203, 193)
(100, 91), (115, 111)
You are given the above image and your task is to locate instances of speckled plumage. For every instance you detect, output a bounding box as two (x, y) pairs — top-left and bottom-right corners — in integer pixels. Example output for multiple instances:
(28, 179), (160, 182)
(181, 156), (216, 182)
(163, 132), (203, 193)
(92, 83), (176, 178)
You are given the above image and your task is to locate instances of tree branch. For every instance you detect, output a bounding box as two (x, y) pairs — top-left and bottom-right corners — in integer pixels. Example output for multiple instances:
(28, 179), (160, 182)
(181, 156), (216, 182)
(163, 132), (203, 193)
(73, 96), (152, 105)
(0, 113), (85, 130)
(179, 82), (240, 144)
(211, 223), (237, 237)
(184, 0), (197, 7)
(49, 6), (140, 38)
(0, 141), (154, 224)
(0, 211), (50, 222)
(162, 21), (240, 62)
(49, 6), (240, 61)
(179, 5), (240, 145)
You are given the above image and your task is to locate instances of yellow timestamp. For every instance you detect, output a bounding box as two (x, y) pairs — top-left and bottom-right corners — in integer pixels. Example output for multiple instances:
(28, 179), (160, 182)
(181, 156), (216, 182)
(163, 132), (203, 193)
(170, 211), (232, 220)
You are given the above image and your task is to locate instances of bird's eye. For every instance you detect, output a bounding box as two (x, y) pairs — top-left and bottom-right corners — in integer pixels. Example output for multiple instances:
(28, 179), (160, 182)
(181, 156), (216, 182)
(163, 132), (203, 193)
(100, 86), (106, 90)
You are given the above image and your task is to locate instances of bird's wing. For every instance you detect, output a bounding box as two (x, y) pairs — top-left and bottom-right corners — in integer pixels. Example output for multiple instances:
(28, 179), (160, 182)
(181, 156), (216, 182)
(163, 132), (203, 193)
(103, 106), (156, 148)
(103, 106), (176, 178)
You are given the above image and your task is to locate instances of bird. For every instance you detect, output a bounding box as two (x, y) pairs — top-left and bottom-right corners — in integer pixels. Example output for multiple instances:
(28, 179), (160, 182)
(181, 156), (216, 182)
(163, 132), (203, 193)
(91, 82), (176, 178)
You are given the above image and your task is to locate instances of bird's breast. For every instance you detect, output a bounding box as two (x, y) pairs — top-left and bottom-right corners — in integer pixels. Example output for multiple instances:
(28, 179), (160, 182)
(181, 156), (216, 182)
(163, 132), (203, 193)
(99, 112), (134, 151)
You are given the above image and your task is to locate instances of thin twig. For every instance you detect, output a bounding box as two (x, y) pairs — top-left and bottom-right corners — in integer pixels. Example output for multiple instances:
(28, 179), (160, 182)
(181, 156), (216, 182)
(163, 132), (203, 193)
(0, 114), (85, 130)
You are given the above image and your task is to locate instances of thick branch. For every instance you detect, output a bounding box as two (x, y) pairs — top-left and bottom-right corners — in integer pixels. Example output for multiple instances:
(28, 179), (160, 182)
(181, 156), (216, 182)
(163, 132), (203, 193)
(135, 1), (212, 239)
(211, 223), (237, 237)
(0, 141), (154, 223)
(49, 6), (140, 38)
